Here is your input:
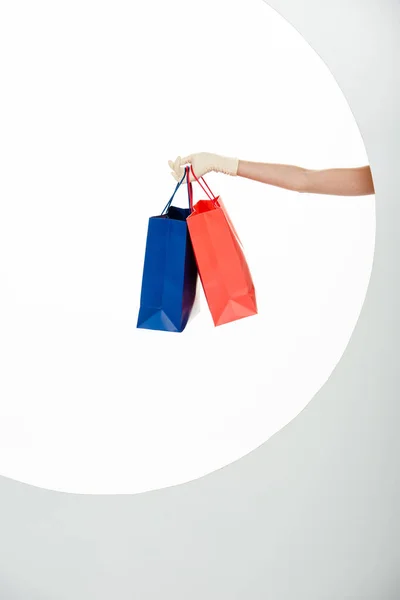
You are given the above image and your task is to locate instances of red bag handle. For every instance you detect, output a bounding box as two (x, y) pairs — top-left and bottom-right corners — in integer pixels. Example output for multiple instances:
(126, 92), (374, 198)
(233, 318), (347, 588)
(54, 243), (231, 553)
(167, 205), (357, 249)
(188, 164), (216, 206)
(187, 167), (193, 211)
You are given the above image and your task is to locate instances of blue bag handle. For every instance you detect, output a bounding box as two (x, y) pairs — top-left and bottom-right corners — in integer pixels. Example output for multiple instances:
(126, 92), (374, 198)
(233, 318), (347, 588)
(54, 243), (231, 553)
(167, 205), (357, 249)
(161, 166), (191, 216)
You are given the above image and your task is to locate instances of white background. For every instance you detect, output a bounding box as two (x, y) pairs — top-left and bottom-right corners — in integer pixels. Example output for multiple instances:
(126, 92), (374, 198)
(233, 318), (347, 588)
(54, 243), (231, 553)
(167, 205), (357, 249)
(0, 0), (375, 493)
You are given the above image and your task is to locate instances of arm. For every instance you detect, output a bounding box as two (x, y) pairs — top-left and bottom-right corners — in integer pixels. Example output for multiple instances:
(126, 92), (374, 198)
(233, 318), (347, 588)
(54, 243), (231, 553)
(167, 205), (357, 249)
(237, 161), (375, 196)
(169, 153), (375, 197)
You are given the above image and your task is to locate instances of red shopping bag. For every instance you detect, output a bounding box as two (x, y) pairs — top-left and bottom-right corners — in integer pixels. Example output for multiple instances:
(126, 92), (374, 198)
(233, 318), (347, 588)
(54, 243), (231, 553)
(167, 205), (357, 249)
(187, 166), (257, 327)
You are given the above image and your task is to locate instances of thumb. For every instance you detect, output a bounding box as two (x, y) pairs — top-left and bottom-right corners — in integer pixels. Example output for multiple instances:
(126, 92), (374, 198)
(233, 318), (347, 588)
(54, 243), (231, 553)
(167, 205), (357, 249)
(179, 155), (192, 165)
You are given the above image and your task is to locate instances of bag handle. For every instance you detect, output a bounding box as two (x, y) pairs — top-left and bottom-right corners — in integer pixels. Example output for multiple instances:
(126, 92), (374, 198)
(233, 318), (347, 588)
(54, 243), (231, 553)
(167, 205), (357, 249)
(189, 165), (216, 201)
(161, 167), (191, 215)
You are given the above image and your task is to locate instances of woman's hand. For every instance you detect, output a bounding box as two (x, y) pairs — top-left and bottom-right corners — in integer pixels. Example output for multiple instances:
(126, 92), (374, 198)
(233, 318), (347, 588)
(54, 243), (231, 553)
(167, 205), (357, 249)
(168, 153), (239, 182)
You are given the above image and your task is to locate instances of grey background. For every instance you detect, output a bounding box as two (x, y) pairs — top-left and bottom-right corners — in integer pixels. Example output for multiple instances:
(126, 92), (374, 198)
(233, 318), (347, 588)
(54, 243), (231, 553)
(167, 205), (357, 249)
(0, 0), (399, 598)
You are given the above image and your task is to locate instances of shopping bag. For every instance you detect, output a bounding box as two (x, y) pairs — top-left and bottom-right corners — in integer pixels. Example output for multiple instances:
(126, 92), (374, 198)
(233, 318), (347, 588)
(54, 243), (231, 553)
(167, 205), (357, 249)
(137, 167), (197, 332)
(186, 166), (257, 327)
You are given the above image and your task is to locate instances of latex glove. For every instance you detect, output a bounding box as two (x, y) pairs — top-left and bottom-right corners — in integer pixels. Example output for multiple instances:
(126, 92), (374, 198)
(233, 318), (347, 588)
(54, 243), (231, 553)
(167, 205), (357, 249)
(168, 153), (239, 182)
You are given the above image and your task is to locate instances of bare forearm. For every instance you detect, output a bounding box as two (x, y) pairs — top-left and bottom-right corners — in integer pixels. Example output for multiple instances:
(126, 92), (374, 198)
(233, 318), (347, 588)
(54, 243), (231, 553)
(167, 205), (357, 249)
(237, 160), (374, 196)
(237, 160), (308, 192)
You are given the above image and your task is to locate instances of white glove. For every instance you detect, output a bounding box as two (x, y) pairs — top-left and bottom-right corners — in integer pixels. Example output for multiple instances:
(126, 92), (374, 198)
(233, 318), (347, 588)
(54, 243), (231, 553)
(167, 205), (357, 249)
(168, 153), (239, 182)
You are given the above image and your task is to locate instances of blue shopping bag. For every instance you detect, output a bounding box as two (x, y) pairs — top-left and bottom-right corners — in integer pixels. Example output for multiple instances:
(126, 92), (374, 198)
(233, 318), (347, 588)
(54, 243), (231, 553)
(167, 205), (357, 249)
(137, 167), (198, 332)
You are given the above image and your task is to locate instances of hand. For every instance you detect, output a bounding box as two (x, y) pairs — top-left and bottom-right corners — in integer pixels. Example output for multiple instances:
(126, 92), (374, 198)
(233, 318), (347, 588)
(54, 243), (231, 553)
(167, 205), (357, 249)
(168, 152), (239, 182)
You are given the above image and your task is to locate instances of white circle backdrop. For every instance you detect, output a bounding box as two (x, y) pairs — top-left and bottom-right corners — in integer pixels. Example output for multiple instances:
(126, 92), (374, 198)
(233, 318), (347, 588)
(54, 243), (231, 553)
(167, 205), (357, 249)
(0, 0), (375, 494)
